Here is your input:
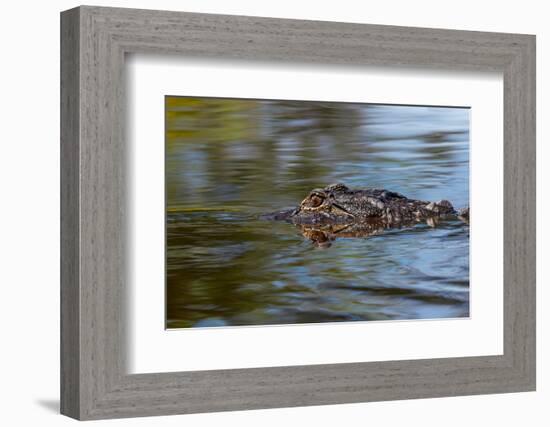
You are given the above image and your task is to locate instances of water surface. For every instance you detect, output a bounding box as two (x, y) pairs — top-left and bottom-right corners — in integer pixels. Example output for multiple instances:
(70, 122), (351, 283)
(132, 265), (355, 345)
(166, 97), (470, 328)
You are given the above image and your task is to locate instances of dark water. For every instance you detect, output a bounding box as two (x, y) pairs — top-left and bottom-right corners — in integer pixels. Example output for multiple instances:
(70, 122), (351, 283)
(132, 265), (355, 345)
(166, 97), (470, 328)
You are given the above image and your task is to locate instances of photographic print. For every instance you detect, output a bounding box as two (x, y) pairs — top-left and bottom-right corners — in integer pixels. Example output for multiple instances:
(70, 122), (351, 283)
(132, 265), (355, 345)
(166, 96), (470, 329)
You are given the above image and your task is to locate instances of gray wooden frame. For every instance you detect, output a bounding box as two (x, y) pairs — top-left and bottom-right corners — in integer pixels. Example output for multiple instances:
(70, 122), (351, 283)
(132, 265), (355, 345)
(60, 5), (536, 420)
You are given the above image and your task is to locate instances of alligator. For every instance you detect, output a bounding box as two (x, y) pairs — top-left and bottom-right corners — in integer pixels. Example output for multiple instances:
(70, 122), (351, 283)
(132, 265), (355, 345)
(263, 183), (469, 247)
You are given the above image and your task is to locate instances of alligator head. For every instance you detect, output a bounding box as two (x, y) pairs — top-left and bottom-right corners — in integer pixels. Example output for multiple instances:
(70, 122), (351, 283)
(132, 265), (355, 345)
(272, 183), (388, 225)
(264, 183), (464, 226)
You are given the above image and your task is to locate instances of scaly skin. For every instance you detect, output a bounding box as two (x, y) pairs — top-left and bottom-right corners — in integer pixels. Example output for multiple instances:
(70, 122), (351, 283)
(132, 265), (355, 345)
(265, 183), (468, 226)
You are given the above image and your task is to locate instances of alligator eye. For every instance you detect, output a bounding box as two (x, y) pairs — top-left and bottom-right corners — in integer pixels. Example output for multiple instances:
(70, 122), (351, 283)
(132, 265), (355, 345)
(309, 195), (324, 207)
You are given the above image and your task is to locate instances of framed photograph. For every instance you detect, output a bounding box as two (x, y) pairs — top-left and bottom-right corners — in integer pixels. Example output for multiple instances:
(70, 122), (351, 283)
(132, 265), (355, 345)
(60, 6), (536, 420)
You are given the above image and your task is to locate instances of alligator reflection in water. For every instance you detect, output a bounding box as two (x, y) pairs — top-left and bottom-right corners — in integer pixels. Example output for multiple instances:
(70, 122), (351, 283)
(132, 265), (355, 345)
(295, 219), (441, 248)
